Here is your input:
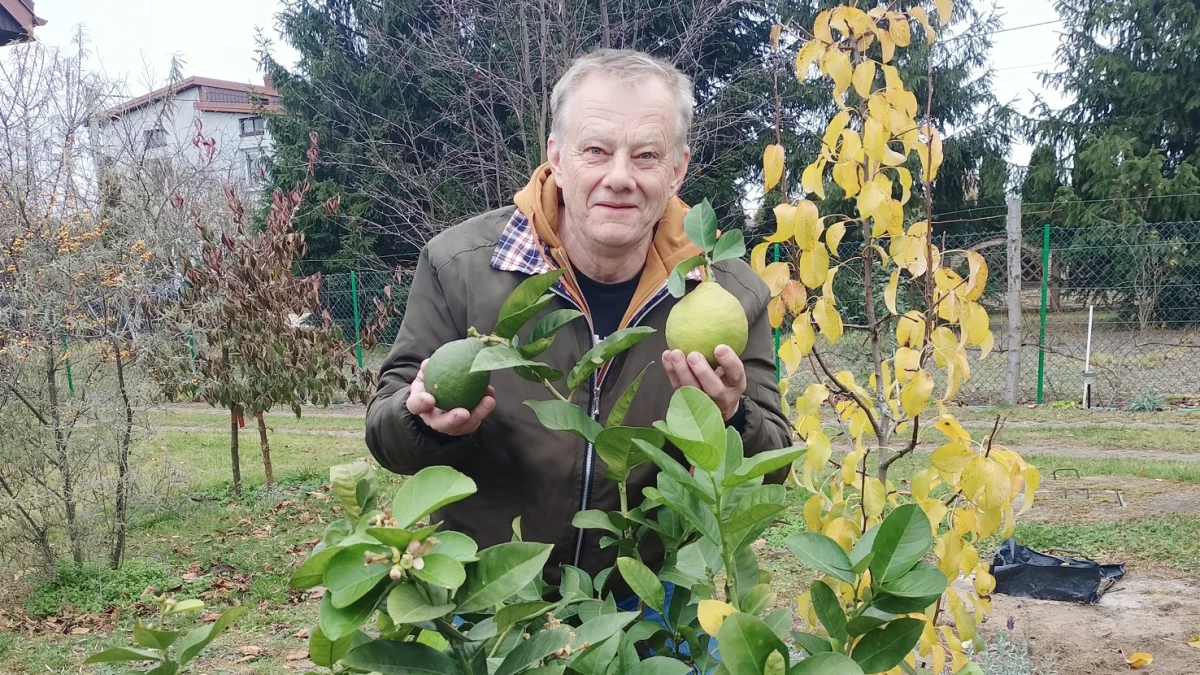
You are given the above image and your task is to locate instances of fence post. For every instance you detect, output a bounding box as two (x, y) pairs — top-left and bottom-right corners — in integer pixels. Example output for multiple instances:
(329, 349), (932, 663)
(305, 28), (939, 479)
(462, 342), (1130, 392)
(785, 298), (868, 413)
(772, 243), (781, 382)
(1037, 224), (1050, 405)
(61, 331), (75, 396)
(351, 270), (364, 370)
(1005, 196), (1022, 404)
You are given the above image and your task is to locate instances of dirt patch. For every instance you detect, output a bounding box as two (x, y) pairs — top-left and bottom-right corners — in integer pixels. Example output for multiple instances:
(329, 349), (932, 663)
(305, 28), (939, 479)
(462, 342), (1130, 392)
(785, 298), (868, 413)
(964, 443), (1200, 463)
(983, 570), (1200, 675)
(1017, 475), (1200, 524)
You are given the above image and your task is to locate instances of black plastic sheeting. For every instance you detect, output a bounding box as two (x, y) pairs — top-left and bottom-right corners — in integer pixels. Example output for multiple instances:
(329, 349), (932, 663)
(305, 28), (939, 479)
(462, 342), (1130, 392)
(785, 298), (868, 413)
(990, 538), (1126, 604)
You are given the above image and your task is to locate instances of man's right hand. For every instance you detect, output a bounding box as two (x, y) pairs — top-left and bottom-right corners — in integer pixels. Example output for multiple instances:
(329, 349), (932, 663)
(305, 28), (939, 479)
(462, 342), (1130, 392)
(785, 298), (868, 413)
(406, 359), (497, 435)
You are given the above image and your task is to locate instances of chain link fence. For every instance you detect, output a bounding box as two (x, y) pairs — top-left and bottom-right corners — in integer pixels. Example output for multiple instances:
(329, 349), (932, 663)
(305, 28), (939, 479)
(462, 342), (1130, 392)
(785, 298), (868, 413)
(319, 270), (410, 372)
(779, 220), (1200, 407)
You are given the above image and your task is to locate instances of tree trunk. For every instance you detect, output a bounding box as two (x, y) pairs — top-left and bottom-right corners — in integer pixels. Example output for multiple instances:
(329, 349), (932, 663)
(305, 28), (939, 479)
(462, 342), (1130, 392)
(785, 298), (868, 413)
(1049, 251), (1061, 312)
(0, 472), (55, 575)
(256, 411), (274, 489)
(1005, 196), (1023, 404)
(109, 338), (133, 570)
(230, 405), (242, 494)
(46, 346), (84, 567)
(599, 0), (610, 48)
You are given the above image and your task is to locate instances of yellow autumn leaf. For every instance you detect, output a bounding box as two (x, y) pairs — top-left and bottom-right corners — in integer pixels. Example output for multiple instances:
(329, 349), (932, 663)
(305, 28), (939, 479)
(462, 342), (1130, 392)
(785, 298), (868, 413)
(931, 326), (957, 368)
(962, 302), (989, 346)
(838, 128), (862, 163)
(782, 279), (808, 314)
(826, 220), (847, 257)
(751, 241), (769, 273)
(893, 347), (919, 383)
(806, 429), (832, 472)
(1018, 466), (1040, 515)
(842, 449), (863, 485)
(935, 0), (953, 25)
(925, 127), (944, 181)
(973, 562), (995, 596)
(930, 442), (973, 477)
(1126, 652), (1153, 669)
(697, 600), (736, 637)
(796, 40), (825, 80)
(899, 368), (934, 417)
(823, 517), (857, 553)
(888, 14), (911, 47)
(863, 117), (888, 164)
(795, 200), (822, 251)
(884, 269), (900, 315)
(949, 590), (976, 642)
(794, 313), (816, 356)
(876, 26), (895, 62)
(821, 266), (839, 308)
(852, 60), (876, 98)
(762, 261), (791, 296)
(799, 247), (830, 289)
(895, 167), (913, 204)
(768, 203), (797, 243)
(910, 467), (936, 501)
(763, 144), (785, 193)
(813, 297), (843, 342)
(935, 530), (963, 579)
(960, 541), (980, 579)
(933, 416), (972, 445)
(823, 110), (851, 158)
(832, 161), (862, 198)
(769, 23), (782, 50)
(778, 336), (803, 375)
(863, 477), (886, 517)
(961, 456), (1012, 511)
(824, 48), (853, 99)
(1187, 634), (1200, 649)
(964, 250), (987, 300)
(768, 295), (786, 329)
(801, 158), (826, 199)
(978, 329), (995, 360)
(814, 9), (833, 43)
(803, 495), (825, 532)
(896, 311), (925, 348)
(909, 6), (935, 41)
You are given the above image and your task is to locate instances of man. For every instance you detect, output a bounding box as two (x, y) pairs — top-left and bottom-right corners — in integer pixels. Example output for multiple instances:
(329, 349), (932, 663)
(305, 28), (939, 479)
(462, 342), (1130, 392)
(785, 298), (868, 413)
(366, 49), (791, 587)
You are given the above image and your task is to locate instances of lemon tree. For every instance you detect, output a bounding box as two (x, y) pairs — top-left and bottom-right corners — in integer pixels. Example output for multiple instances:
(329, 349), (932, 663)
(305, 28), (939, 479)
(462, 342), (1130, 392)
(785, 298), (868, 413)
(754, 2), (1039, 672)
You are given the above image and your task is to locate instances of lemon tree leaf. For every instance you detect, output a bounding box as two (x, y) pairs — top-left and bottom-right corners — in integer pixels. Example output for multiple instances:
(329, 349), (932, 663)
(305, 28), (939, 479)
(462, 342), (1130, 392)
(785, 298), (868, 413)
(495, 269), (566, 339)
(684, 198), (719, 255)
(524, 400), (603, 443)
(392, 465), (478, 529)
(869, 504), (933, 582)
(668, 255), (707, 299)
(617, 557), (665, 613)
(712, 230), (747, 264)
(567, 326), (655, 393)
(850, 618), (925, 673)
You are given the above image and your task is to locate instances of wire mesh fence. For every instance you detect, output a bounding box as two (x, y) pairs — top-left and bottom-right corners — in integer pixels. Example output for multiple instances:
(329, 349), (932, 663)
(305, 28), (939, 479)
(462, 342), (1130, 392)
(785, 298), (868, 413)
(777, 219), (1200, 407)
(319, 270), (410, 371)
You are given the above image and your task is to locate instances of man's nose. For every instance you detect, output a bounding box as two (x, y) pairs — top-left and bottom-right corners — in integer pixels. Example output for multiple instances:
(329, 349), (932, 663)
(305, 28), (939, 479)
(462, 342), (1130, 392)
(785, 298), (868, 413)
(602, 153), (636, 192)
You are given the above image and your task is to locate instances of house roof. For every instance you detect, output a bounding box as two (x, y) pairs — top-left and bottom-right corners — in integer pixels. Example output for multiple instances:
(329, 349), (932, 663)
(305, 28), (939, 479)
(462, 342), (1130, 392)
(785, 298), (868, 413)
(0, 0), (45, 46)
(102, 76), (282, 119)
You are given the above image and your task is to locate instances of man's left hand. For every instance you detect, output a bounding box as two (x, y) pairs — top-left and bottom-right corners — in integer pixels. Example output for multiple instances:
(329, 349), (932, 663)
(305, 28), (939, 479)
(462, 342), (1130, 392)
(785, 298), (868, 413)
(662, 345), (745, 422)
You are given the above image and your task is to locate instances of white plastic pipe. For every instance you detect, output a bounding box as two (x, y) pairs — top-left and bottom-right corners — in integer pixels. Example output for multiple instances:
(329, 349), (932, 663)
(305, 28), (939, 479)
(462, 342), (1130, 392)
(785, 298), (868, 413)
(1083, 305), (1094, 407)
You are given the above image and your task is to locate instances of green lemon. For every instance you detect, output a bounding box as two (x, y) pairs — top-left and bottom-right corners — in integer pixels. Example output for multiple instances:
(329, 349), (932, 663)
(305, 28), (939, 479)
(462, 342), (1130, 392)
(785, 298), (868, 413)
(425, 337), (491, 411)
(665, 281), (749, 366)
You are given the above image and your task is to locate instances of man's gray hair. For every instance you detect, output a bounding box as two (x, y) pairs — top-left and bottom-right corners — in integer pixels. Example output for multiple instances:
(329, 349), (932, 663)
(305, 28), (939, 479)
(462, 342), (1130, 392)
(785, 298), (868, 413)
(550, 49), (694, 161)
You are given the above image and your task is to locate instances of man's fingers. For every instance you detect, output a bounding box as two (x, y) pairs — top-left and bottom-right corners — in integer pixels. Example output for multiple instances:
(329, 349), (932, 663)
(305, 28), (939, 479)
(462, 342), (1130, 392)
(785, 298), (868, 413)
(669, 350), (701, 389)
(714, 345), (747, 388)
(425, 407), (470, 434)
(407, 390), (436, 415)
(662, 350), (683, 389)
(687, 352), (726, 395)
(468, 395), (496, 426)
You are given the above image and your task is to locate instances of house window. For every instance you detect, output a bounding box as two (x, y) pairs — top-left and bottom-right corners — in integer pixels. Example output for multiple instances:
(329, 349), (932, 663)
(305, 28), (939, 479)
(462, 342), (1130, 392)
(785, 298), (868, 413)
(240, 116), (265, 136)
(245, 149), (266, 184)
(143, 127), (167, 150)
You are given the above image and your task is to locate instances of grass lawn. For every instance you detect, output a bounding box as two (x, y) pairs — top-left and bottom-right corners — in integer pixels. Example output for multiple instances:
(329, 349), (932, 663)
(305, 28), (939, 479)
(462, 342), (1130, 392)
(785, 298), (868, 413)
(3, 414), (1199, 674)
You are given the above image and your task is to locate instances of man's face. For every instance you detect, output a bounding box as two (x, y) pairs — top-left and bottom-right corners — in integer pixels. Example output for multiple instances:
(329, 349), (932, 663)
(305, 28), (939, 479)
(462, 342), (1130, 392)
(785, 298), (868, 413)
(548, 74), (690, 250)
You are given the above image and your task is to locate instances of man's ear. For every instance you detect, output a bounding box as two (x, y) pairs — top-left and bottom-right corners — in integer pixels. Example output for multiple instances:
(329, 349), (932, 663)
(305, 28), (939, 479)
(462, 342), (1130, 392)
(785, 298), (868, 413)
(669, 145), (691, 195)
(547, 137), (562, 177)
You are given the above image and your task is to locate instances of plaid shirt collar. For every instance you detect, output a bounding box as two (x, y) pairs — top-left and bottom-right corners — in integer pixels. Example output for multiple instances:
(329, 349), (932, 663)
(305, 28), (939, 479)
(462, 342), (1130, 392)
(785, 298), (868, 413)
(490, 208), (704, 283)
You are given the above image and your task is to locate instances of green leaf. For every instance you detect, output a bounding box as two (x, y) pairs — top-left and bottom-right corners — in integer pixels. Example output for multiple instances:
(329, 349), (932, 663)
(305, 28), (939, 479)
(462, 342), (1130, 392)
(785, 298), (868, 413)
(669, 255), (707, 298)
(850, 524), (877, 570)
(626, 656), (693, 675)
(789, 652), (865, 675)
(716, 612), (789, 675)
(571, 611), (639, 648)
(322, 518), (353, 546)
(83, 647), (163, 664)
(724, 484), (786, 536)
(524, 400), (602, 443)
(850, 618), (925, 673)
(528, 309), (584, 344)
(846, 614), (888, 637)
(355, 473), (380, 515)
(496, 293), (555, 340)
(573, 510), (622, 535)
(472, 344), (563, 382)
(878, 561), (948, 598)
(339, 639), (459, 674)
(764, 607), (792, 641)
(869, 592), (943, 615)
(164, 599), (204, 615)
(291, 545), (342, 589)
(656, 473), (721, 543)
(387, 584), (455, 624)
(391, 465), (478, 529)
(495, 269), (566, 339)
(785, 532), (856, 584)
(810, 581), (848, 643)
(569, 628), (621, 675)
(318, 583), (383, 642)
(133, 622), (181, 650)
(429, 531), (479, 562)
(567, 327), (656, 393)
(495, 601), (554, 633)
(307, 626), (354, 667)
(144, 663), (179, 675)
(594, 426), (661, 482)
(633, 438), (715, 505)
(616, 557), (665, 613)
(724, 447), (806, 487)
(324, 544), (392, 608)
(456, 541), (554, 613)
(712, 229), (747, 264)
(657, 386), (726, 472)
(176, 605), (248, 666)
(765, 651), (788, 675)
(791, 631), (833, 656)
(495, 629), (571, 675)
(606, 363), (652, 428)
(411, 553), (466, 591)
(684, 198), (719, 255)
(868, 504), (932, 583)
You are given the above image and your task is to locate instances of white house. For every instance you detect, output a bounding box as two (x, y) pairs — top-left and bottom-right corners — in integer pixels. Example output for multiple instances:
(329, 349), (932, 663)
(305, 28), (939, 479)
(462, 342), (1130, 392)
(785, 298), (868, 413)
(90, 75), (282, 190)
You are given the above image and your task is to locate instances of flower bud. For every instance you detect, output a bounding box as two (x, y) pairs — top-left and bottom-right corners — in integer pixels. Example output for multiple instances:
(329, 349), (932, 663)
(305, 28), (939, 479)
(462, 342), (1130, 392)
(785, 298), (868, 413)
(399, 552), (414, 570)
(406, 540), (422, 555)
(412, 557), (425, 571)
(389, 565), (404, 581)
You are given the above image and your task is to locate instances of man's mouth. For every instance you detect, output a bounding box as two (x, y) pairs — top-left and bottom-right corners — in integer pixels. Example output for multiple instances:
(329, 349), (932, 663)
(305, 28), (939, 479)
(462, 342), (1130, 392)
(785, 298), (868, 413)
(595, 202), (637, 210)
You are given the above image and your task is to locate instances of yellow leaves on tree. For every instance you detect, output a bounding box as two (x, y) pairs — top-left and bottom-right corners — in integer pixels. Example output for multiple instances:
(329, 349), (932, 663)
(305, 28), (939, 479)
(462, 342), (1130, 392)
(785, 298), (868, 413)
(763, 144), (785, 193)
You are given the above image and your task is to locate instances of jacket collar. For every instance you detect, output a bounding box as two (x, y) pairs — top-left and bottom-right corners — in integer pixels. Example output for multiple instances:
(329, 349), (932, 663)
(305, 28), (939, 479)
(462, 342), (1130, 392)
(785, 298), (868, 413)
(500, 164), (703, 329)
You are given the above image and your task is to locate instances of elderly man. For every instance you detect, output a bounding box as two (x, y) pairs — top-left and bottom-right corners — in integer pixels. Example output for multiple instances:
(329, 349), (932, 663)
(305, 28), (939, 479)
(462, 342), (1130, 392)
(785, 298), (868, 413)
(366, 49), (791, 587)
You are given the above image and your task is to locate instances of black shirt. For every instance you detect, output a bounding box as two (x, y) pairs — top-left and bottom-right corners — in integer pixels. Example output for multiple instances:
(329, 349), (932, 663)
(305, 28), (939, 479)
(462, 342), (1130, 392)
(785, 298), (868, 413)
(573, 269), (640, 340)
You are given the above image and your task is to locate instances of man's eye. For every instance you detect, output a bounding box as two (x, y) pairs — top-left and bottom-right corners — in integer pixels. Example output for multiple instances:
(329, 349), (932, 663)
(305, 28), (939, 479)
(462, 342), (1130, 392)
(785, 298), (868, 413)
(586, 147), (604, 155)
(638, 152), (656, 160)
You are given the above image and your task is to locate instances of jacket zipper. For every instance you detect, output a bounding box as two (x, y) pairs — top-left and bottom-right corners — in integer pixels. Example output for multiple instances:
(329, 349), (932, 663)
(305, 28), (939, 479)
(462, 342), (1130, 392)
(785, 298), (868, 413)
(571, 332), (602, 567)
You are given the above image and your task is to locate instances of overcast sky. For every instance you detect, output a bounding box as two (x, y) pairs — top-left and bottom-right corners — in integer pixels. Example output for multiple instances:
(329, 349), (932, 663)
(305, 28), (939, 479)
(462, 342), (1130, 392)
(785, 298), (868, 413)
(34, 0), (1067, 165)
